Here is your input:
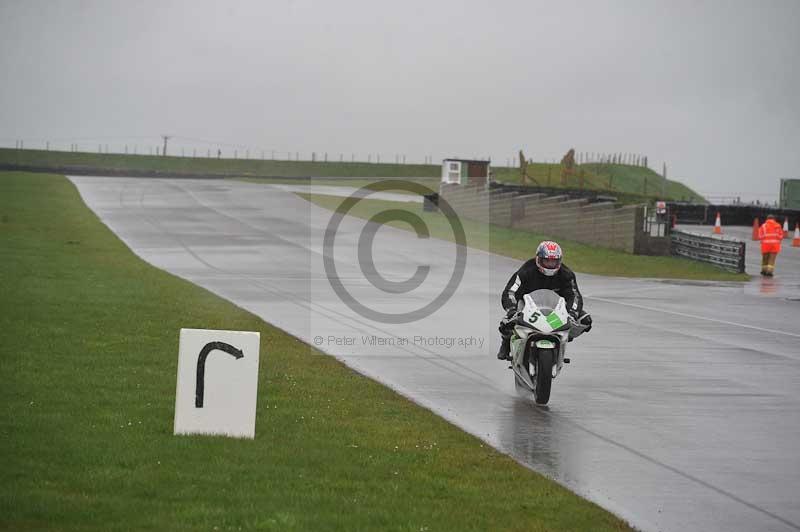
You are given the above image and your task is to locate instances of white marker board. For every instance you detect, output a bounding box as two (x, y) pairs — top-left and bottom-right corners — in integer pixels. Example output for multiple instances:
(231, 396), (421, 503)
(174, 328), (261, 439)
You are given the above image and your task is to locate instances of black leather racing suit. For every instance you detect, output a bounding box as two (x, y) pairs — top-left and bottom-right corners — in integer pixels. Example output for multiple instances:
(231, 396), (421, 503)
(497, 260), (587, 358)
(501, 260), (583, 315)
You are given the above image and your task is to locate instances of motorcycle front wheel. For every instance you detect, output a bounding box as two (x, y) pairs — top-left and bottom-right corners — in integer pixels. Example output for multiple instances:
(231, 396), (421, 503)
(533, 348), (553, 405)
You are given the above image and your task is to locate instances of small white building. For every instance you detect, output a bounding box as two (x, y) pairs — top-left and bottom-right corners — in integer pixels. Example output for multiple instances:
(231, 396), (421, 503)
(441, 158), (491, 186)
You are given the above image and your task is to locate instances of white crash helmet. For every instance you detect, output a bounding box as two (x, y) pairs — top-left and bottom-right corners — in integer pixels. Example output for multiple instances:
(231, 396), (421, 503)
(535, 241), (563, 276)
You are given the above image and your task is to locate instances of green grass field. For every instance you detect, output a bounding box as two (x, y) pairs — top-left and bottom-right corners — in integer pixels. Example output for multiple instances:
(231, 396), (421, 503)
(298, 192), (747, 281)
(0, 171), (633, 531)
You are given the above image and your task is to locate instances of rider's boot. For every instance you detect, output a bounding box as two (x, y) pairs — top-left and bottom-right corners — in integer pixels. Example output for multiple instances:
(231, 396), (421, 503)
(496, 335), (511, 360)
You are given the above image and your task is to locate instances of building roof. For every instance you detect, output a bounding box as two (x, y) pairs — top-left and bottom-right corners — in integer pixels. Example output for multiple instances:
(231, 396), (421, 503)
(442, 158), (491, 164)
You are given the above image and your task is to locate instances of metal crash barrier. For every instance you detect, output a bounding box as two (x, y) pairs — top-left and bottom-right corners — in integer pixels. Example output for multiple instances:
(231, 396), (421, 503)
(670, 230), (746, 273)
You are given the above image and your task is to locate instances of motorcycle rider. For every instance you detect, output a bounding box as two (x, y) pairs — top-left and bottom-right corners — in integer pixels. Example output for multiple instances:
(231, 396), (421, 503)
(497, 240), (592, 360)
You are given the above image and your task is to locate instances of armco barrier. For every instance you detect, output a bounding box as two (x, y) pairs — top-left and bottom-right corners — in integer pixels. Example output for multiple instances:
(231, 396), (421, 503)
(670, 230), (746, 273)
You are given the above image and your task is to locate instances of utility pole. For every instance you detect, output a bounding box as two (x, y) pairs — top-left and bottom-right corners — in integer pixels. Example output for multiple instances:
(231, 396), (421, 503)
(662, 163), (667, 197)
(161, 135), (170, 157)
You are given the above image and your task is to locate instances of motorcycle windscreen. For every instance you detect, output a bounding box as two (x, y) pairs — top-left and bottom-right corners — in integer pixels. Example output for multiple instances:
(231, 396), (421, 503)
(528, 289), (563, 314)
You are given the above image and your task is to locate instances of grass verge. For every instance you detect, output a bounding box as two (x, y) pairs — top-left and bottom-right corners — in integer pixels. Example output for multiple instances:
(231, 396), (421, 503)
(298, 192), (747, 281)
(0, 171), (632, 531)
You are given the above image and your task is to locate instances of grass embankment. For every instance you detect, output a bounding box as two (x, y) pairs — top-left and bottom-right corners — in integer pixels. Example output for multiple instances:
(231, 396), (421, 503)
(299, 192), (747, 281)
(0, 148), (439, 179)
(492, 162), (705, 203)
(0, 171), (632, 531)
(2, 148), (705, 203)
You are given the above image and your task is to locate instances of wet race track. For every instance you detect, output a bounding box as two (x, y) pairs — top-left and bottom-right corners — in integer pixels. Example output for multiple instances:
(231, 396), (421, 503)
(71, 177), (800, 532)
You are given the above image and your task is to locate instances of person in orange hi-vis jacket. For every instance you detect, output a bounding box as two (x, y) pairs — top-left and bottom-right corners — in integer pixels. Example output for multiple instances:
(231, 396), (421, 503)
(758, 215), (785, 276)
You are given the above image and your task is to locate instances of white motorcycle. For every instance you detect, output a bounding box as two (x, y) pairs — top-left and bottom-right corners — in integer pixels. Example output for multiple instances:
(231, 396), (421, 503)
(508, 289), (591, 405)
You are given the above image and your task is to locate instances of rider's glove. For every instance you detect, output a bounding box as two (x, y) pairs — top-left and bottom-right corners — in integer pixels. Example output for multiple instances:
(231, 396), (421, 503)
(569, 311), (592, 333)
(500, 307), (517, 331)
(583, 314), (592, 332)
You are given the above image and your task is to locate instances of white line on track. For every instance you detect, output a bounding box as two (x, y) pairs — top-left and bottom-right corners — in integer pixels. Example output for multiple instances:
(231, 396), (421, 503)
(589, 296), (800, 338)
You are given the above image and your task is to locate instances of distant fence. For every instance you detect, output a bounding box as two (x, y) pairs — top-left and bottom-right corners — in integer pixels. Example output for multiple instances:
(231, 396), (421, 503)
(0, 163), (226, 179)
(0, 163), (435, 182)
(670, 230), (746, 273)
(0, 145), (438, 166)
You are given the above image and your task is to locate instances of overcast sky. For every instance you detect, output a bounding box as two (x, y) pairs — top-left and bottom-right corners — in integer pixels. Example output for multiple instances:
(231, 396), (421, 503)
(1, 0), (798, 202)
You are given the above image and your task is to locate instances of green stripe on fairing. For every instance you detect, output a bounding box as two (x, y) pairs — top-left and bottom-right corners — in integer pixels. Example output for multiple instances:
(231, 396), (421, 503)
(546, 312), (564, 329)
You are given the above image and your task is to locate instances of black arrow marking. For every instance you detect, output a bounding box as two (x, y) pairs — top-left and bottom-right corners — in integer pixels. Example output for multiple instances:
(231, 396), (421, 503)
(195, 341), (244, 408)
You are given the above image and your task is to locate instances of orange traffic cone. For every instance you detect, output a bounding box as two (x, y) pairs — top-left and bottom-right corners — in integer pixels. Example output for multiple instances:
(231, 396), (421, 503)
(713, 212), (722, 234)
(752, 217), (760, 240)
(783, 218), (790, 239)
(793, 223), (800, 247)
